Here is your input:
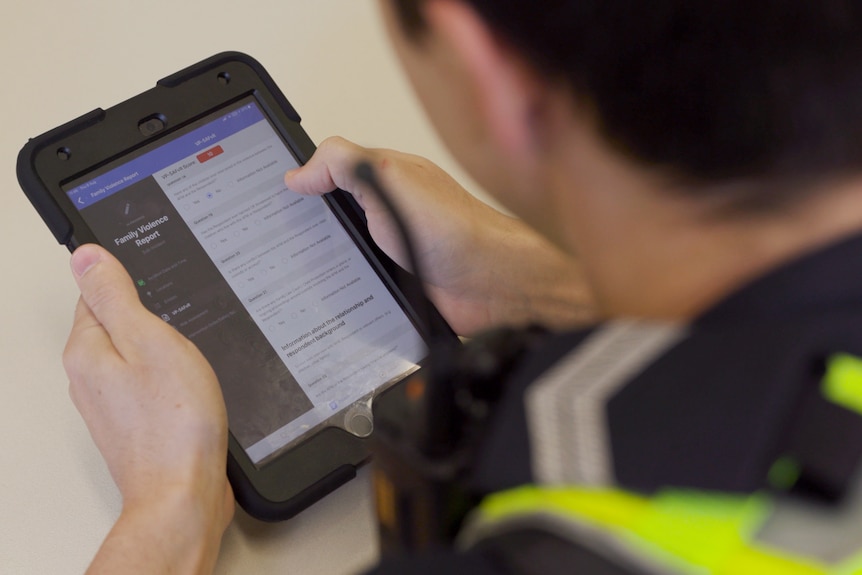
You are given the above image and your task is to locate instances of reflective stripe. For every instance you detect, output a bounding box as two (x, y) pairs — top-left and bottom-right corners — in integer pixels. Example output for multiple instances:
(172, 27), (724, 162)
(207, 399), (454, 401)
(757, 468), (862, 566)
(467, 486), (832, 574)
(836, 555), (862, 575)
(525, 322), (686, 486)
(823, 354), (862, 416)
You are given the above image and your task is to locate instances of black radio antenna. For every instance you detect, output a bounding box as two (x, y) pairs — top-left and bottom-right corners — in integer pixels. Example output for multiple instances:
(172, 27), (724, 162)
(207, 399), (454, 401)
(353, 161), (451, 345)
(354, 161), (461, 455)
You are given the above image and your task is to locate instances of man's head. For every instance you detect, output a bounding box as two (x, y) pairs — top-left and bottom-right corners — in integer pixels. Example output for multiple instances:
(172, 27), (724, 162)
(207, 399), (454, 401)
(386, 0), (862, 196)
(379, 0), (862, 318)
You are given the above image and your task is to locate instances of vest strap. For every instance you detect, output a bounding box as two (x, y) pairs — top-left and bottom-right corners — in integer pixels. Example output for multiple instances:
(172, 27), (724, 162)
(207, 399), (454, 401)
(464, 486), (836, 574)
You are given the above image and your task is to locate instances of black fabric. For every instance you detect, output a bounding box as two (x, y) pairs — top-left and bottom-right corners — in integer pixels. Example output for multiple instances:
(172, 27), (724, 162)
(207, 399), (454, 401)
(368, 527), (657, 575)
(369, 231), (862, 573)
(784, 382), (862, 500)
(474, 528), (660, 575)
(695, 232), (862, 325)
(608, 233), (862, 496)
(606, 321), (821, 493)
(366, 547), (505, 575)
(468, 330), (594, 494)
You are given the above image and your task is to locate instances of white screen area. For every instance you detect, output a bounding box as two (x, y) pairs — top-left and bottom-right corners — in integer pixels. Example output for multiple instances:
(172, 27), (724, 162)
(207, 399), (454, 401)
(68, 102), (427, 464)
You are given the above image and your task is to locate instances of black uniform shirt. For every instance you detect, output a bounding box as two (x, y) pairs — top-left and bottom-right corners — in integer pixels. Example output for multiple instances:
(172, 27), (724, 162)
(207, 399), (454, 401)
(369, 231), (862, 575)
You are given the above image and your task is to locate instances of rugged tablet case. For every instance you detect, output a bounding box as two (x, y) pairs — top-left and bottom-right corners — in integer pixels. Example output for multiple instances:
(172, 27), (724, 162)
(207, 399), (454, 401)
(17, 51), (449, 521)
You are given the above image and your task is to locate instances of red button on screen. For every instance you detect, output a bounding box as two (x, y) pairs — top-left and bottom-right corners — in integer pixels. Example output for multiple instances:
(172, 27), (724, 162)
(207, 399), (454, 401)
(197, 145), (224, 164)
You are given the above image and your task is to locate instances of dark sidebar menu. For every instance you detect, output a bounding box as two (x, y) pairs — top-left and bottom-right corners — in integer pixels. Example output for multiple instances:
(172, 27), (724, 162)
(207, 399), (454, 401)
(80, 175), (314, 450)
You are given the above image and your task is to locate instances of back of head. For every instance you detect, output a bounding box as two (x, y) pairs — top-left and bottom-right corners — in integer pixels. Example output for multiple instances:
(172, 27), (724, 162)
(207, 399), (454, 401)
(394, 0), (862, 202)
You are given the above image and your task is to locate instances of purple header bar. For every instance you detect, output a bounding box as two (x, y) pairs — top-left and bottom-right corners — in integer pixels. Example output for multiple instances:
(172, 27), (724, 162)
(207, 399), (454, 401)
(66, 102), (266, 210)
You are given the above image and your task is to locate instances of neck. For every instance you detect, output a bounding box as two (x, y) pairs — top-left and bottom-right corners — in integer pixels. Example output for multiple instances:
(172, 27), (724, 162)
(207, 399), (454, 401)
(540, 127), (862, 320)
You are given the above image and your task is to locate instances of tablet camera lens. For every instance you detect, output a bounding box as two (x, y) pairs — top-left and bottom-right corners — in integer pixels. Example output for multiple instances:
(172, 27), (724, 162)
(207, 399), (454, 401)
(138, 116), (166, 137)
(217, 72), (231, 86)
(56, 147), (71, 161)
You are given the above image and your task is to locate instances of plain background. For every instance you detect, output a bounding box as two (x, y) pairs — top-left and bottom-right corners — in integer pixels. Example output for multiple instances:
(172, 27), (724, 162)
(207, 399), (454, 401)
(1, 1), (485, 572)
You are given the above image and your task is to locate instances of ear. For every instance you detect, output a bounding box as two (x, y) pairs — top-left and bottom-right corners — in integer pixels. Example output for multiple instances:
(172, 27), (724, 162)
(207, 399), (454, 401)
(423, 0), (545, 162)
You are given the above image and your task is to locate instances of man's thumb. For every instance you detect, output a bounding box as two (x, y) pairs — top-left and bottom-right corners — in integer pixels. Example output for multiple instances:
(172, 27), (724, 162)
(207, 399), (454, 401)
(70, 244), (145, 336)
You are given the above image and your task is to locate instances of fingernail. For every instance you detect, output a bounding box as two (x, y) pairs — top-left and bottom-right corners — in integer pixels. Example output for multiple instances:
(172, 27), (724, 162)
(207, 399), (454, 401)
(71, 246), (101, 278)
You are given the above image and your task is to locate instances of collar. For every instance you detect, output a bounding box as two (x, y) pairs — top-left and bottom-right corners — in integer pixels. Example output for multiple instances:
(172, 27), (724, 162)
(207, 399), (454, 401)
(696, 231), (862, 326)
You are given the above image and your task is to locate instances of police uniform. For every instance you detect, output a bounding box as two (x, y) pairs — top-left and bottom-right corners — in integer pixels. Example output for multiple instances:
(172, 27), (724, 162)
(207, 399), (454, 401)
(371, 232), (862, 574)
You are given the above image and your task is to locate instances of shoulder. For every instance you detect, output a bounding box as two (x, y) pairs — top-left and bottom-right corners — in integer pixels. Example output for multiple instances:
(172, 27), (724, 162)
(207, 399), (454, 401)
(473, 311), (862, 497)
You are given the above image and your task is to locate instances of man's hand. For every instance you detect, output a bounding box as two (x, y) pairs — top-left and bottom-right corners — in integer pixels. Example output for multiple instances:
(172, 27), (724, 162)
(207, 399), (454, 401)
(286, 137), (597, 335)
(64, 244), (232, 575)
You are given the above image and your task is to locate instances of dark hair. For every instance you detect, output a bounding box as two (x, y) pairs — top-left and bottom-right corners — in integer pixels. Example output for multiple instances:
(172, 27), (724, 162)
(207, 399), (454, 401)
(392, 0), (862, 194)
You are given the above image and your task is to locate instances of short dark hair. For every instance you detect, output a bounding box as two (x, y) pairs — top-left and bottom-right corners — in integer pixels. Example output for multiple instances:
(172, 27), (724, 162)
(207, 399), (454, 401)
(392, 0), (862, 196)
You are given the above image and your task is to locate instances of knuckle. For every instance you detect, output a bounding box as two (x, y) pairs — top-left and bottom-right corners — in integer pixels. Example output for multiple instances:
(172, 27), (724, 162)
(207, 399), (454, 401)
(322, 135), (348, 149)
(63, 354), (80, 387)
(63, 350), (88, 412)
(318, 136), (343, 155)
(62, 339), (83, 381)
(321, 136), (362, 160)
(67, 377), (83, 410)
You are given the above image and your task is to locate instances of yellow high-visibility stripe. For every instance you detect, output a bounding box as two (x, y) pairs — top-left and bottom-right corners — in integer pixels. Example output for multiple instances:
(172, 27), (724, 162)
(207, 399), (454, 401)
(823, 354), (862, 416)
(469, 351), (862, 573)
(476, 486), (827, 574)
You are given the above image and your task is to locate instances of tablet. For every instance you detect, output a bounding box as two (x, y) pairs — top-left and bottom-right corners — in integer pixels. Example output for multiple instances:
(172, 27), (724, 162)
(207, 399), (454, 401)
(17, 52), (456, 521)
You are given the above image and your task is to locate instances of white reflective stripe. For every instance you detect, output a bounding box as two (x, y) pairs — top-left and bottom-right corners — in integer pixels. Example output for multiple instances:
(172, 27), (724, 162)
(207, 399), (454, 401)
(526, 321), (687, 485)
(757, 469), (862, 566)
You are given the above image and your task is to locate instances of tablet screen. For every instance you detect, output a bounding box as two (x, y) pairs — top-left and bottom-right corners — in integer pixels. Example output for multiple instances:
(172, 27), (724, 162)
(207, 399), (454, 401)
(63, 98), (426, 466)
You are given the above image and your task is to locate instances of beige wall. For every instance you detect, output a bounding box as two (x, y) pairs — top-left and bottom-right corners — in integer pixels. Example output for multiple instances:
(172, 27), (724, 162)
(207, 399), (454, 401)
(0, 1), (481, 572)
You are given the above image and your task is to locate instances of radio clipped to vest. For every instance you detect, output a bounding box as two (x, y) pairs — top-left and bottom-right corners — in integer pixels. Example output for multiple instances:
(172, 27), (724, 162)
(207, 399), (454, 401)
(370, 325), (546, 556)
